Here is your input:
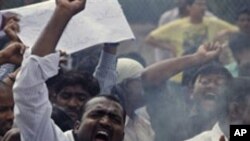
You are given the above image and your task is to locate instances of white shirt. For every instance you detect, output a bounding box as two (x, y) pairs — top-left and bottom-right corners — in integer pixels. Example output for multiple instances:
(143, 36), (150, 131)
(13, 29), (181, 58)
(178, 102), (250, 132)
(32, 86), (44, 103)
(124, 107), (155, 141)
(185, 122), (228, 141)
(13, 50), (121, 141)
(13, 52), (72, 141)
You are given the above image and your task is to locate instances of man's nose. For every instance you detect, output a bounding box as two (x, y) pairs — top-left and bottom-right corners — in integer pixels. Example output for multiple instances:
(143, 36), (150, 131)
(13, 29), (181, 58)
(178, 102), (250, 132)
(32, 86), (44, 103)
(205, 82), (216, 89)
(99, 115), (112, 127)
(68, 97), (79, 108)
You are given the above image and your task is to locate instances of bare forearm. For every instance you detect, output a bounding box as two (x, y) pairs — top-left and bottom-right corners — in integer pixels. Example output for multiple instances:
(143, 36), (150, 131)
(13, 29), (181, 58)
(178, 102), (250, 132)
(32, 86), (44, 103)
(0, 51), (6, 64)
(31, 8), (72, 56)
(141, 53), (206, 86)
(146, 36), (175, 51)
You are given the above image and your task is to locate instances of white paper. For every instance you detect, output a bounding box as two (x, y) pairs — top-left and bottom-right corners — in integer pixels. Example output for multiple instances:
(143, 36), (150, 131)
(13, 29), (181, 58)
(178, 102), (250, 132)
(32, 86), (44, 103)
(3, 0), (135, 53)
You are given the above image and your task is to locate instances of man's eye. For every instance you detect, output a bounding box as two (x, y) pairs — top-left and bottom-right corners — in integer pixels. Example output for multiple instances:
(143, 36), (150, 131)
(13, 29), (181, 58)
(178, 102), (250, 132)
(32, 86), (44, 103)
(77, 95), (87, 102)
(89, 112), (102, 118)
(111, 117), (122, 124)
(0, 107), (8, 112)
(60, 93), (71, 99)
(109, 114), (122, 124)
(200, 79), (209, 85)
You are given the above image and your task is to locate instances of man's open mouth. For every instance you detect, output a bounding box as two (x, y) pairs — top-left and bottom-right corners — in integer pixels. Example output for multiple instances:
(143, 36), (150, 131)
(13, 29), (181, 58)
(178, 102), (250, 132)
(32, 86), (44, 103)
(203, 92), (216, 100)
(94, 130), (110, 141)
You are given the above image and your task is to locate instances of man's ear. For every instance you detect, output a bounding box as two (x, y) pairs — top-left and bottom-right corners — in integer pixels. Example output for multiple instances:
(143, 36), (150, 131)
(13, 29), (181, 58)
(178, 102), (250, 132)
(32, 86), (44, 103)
(229, 102), (242, 121)
(188, 86), (195, 100)
(73, 120), (81, 131)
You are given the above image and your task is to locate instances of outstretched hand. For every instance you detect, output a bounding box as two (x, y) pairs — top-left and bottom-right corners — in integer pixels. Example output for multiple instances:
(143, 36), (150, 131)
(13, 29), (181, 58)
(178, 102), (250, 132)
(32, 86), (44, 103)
(196, 42), (223, 62)
(56, 0), (86, 16)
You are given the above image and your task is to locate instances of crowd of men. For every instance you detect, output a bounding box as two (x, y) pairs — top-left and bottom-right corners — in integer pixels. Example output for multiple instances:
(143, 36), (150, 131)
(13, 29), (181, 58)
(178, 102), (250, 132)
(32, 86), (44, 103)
(0, 0), (250, 141)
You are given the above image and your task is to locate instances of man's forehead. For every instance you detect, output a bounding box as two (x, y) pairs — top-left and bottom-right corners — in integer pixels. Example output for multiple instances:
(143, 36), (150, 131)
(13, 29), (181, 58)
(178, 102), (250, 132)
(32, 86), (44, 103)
(194, 0), (206, 3)
(85, 97), (123, 114)
(197, 73), (227, 79)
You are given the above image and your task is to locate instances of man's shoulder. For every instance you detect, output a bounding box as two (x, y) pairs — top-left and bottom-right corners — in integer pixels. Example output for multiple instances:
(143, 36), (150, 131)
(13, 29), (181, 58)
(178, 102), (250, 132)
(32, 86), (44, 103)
(159, 17), (189, 31)
(159, 8), (179, 22)
(203, 16), (230, 26)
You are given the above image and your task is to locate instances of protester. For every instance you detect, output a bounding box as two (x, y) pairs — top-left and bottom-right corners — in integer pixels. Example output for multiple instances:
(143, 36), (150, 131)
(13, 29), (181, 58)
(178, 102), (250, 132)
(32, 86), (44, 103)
(186, 77), (250, 141)
(156, 0), (214, 61)
(0, 81), (14, 141)
(13, 1), (126, 141)
(146, 0), (237, 83)
(141, 42), (231, 141)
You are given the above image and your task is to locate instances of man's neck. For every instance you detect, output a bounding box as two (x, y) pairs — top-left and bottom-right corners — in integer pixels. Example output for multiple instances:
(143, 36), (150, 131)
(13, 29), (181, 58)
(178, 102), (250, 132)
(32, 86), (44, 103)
(190, 16), (203, 24)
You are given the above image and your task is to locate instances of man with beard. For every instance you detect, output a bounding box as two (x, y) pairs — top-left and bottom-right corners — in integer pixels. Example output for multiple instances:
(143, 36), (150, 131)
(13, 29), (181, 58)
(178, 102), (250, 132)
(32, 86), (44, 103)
(186, 77), (250, 141)
(13, 0), (126, 141)
(186, 63), (232, 138)
(141, 42), (232, 141)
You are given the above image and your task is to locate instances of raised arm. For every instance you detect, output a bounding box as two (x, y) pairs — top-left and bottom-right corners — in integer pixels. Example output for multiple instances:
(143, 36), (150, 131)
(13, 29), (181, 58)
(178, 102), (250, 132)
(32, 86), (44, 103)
(145, 35), (176, 56)
(93, 43), (118, 94)
(141, 43), (222, 87)
(13, 1), (87, 141)
(32, 0), (86, 56)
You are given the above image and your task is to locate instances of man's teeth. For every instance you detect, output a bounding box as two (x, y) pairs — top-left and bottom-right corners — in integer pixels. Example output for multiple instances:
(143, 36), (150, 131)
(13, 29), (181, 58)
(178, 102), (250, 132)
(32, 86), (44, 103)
(207, 92), (216, 96)
(97, 131), (109, 136)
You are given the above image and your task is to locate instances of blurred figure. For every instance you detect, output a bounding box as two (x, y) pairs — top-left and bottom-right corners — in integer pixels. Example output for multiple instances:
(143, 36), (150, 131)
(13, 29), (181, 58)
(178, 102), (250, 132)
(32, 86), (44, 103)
(141, 43), (230, 141)
(186, 77), (250, 141)
(236, 8), (250, 34)
(52, 70), (100, 130)
(158, 0), (189, 26)
(146, 0), (237, 83)
(94, 43), (155, 141)
(156, 0), (214, 62)
(112, 58), (154, 141)
(228, 32), (250, 77)
(0, 12), (20, 48)
(12, 0), (126, 141)
(0, 81), (14, 140)
(217, 8), (250, 77)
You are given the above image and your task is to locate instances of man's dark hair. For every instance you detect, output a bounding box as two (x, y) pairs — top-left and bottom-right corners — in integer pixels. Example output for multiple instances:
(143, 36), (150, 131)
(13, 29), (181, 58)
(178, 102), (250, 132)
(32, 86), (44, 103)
(82, 95), (126, 123)
(54, 70), (100, 97)
(75, 55), (99, 74)
(190, 63), (233, 86)
(181, 47), (220, 86)
(186, 0), (196, 6)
